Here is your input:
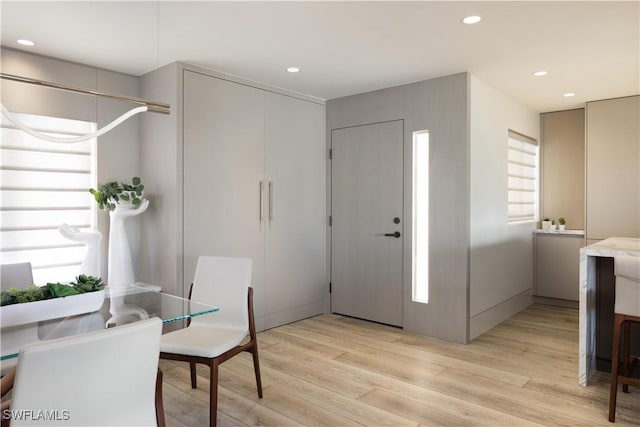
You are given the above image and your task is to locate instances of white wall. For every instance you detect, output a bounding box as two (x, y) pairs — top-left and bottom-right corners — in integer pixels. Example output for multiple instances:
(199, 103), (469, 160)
(1, 48), (141, 283)
(469, 75), (539, 339)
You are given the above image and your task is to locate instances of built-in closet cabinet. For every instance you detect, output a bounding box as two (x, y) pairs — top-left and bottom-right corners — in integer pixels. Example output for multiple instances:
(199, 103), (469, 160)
(140, 64), (326, 331)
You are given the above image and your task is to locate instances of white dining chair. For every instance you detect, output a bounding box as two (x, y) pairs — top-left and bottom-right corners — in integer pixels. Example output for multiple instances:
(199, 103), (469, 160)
(0, 263), (33, 291)
(159, 256), (262, 427)
(1, 262), (35, 378)
(8, 317), (163, 426)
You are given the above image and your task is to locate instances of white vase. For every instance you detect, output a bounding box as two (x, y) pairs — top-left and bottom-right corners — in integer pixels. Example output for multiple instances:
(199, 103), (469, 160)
(558, 224), (566, 231)
(107, 199), (149, 287)
(542, 220), (551, 230)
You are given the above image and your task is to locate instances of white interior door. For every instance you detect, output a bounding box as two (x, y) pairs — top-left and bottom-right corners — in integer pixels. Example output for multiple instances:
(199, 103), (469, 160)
(331, 120), (403, 326)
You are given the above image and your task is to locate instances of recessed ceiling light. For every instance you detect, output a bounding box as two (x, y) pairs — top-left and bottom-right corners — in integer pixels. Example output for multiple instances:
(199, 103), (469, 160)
(462, 16), (482, 25)
(286, 67), (300, 73)
(563, 92), (576, 98)
(17, 39), (35, 46)
(533, 71), (548, 77)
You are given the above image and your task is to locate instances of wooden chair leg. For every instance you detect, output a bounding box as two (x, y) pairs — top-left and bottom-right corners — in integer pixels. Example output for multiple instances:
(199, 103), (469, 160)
(1, 367), (15, 427)
(1, 400), (11, 427)
(251, 344), (263, 398)
(190, 362), (198, 389)
(622, 322), (630, 394)
(156, 368), (166, 427)
(0, 368), (15, 399)
(609, 314), (624, 422)
(210, 359), (219, 427)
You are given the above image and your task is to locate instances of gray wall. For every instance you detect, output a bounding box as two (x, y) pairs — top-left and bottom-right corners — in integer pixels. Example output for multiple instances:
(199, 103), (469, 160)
(1, 48), (141, 283)
(328, 73), (539, 343)
(327, 73), (470, 343)
(139, 63), (182, 295)
(468, 76), (539, 339)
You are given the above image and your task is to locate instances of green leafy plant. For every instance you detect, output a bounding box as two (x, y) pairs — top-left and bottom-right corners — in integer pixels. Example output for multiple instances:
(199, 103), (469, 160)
(558, 217), (566, 225)
(0, 275), (105, 307)
(551, 219), (556, 225)
(89, 177), (144, 211)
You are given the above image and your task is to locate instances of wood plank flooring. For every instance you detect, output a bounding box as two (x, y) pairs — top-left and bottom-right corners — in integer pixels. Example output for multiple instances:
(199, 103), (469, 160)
(160, 304), (639, 426)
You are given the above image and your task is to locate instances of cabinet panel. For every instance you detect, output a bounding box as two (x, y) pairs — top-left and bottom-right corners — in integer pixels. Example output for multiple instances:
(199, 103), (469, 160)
(586, 96), (640, 240)
(183, 71), (266, 317)
(535, 234), (583, 301)
(264, 92), (325, 324)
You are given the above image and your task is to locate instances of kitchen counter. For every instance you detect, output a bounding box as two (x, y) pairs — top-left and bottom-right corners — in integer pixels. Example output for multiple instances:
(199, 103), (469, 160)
(533, 229), (585, 236)
(579, 237), (640, 385)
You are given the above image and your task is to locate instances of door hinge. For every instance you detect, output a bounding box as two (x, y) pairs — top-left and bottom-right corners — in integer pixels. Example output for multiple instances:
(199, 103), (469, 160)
(329, 282), (332, 293)
(329, 148), (332, 159)
(329, 215), (332, 226)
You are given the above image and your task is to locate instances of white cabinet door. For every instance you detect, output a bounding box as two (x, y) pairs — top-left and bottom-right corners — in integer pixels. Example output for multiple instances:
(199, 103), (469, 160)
(264, 92), (325, 327)
(183, 71), (266, 317)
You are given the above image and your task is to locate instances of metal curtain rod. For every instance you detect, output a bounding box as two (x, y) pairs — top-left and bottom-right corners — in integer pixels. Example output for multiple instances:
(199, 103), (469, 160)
(1, 72), (170, 115)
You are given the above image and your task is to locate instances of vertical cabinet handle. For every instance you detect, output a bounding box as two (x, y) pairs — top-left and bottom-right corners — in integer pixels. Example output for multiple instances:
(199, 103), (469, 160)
(259, 181), (264, 223)
(268, 181), (273, 222)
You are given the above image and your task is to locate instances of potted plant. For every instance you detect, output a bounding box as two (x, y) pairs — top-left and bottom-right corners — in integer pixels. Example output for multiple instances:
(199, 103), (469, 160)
(558, 217), (566, 231)
(0, 275), (106, 327)
(542, 218), (551, 230)
(89, 177), (144, 211)
(550, 219), (557, 230)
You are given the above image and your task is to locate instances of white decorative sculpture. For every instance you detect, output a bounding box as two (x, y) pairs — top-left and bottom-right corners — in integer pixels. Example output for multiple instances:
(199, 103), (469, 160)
(58, 224), (102, 277)
(107, 199), (149, 288)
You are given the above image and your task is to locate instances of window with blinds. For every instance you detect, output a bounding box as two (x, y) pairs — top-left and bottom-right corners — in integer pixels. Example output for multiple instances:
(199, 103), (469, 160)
(507, 131), (539, 223)
(1, 112), (97, 285)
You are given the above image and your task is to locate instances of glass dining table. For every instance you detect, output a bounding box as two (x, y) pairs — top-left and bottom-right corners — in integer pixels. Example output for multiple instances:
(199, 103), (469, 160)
(1, 284), (219, 362)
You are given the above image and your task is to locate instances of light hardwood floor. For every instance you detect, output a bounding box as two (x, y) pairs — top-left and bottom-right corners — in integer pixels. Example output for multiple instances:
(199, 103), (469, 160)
(160, 304), (639, 426)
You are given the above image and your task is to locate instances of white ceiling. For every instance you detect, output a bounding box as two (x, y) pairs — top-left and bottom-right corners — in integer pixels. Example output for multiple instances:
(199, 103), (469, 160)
(1, 1), (638, 112)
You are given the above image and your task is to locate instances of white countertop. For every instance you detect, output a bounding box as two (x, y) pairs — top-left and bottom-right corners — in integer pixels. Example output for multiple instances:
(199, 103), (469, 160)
(581, 237), (640, 256)
(533, 229), (585, 236)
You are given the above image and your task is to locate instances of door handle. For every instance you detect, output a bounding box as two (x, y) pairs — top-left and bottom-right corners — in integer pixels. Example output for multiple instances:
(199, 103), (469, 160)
(384, 231), (401, 238)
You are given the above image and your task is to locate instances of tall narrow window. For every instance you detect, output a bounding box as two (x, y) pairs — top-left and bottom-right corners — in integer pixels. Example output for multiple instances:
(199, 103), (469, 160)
(1, 112), (97, 285)
(507, 130), (539, 223)
(412, 130), (429, 303)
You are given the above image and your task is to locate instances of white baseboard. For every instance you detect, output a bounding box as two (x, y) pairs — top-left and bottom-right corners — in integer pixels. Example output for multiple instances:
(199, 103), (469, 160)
(255, 300), (324, 332)
(470, 289), (532, 340)
(532, 295), (578, 309)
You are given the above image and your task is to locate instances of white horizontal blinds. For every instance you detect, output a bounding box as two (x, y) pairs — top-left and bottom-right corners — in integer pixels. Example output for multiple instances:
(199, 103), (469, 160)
(507, 131), (539, 222)
(0, 112), (96, 285)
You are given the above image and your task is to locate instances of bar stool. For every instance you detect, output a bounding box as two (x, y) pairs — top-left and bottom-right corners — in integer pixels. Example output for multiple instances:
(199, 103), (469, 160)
(609, 255), (640, 422)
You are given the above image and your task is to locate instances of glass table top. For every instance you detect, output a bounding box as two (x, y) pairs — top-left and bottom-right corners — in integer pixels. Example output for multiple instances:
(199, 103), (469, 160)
(1, 285), (219, 361)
